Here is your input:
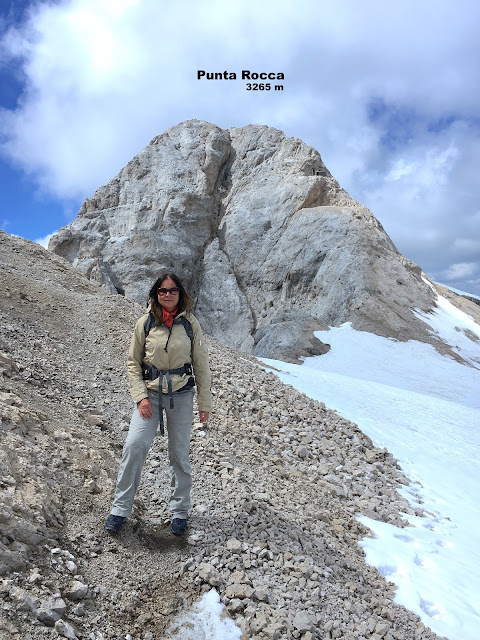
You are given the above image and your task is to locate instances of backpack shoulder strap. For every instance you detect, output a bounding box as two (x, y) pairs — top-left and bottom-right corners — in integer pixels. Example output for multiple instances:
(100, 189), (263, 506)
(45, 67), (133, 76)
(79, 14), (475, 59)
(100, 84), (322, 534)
(179, 316), (194, 351)
(144, 312), (154, 339)
(143, 312), (155, 360)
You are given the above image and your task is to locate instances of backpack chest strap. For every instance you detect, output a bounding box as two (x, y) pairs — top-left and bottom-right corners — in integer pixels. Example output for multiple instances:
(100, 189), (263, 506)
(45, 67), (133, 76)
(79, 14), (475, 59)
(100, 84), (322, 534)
(142, 363), (193, 434)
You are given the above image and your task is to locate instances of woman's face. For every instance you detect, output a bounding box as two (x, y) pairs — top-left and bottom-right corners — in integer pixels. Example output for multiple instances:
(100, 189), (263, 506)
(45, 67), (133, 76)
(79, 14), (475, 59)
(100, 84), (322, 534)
(157, 276), (180, 313)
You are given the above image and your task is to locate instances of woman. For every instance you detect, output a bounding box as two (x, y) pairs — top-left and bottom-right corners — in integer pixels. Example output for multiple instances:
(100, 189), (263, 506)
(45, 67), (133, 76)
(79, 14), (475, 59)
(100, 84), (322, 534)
(105, 273), (211, 536)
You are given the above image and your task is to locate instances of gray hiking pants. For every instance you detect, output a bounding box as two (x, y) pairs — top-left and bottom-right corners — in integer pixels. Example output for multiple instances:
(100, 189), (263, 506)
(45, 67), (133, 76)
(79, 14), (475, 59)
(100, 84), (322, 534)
(111, 388), (194, 519)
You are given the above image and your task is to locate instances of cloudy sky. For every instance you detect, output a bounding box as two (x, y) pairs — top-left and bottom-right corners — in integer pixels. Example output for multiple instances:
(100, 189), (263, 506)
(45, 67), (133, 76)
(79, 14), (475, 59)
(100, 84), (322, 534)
(1, 0), (479, 295)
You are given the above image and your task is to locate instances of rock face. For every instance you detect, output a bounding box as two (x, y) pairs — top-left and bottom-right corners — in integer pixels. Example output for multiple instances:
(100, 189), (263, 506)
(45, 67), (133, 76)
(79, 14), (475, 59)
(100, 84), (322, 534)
(49, 119), (437, 361)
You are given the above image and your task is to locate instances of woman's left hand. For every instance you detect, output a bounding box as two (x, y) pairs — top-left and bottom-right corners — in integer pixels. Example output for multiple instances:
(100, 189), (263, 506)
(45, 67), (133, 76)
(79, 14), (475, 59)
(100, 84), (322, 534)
(199, 411), (210, 423)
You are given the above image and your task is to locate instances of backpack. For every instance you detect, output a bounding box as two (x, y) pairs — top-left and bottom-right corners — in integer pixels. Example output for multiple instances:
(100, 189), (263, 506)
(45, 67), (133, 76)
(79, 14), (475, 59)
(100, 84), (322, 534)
(141, 312), (195, 435)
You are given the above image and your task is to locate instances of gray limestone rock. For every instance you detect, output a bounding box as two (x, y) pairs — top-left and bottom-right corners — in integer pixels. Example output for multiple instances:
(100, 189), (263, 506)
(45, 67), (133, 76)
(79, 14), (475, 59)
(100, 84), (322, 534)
(226, 538), (243, 553)
(292, 610), (314, 633)
(54, 619), (78, 639)
(197, 563), (223, 587)
(9, 586), (38, 612)
(64, 580), (89, 601)
(225, 583), (254, 599)
(36, 607), (61, 626)
(50, 120), (231, 305)
(44, 595), (68, 616)
(48, 120), (441, 362)
(196, 238), (254, 352)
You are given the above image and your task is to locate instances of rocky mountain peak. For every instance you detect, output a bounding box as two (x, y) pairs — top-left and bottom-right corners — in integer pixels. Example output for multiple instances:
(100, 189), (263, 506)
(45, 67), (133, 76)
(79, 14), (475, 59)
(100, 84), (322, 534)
(50, 119), (439, 361)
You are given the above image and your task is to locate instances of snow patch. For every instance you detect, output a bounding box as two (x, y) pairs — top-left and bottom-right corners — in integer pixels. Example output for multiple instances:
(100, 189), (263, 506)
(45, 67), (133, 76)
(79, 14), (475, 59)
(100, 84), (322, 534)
(166, 589), (242, 640)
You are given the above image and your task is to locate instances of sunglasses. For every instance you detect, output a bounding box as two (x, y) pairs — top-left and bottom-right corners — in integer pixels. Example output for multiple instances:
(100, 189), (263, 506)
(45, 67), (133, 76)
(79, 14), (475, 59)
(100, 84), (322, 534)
(158, 287), (180, 295)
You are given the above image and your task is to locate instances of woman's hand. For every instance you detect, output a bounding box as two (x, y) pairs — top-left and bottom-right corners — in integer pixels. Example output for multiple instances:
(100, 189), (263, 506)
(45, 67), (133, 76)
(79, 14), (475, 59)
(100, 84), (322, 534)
(138, 398), (153, 419)
(199, 411), (210, 423)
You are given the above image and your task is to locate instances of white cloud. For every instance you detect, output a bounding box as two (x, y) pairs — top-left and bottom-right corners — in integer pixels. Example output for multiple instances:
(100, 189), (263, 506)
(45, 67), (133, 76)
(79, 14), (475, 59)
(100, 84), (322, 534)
(443, 263), (478, 281)
(0, 0), (479, 294)
(387, 160), (416, 181)
(34, 231), (57, 248)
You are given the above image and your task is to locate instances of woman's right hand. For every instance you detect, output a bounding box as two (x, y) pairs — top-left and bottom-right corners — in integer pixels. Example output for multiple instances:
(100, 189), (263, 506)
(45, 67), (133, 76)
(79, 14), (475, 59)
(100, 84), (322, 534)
(138, 398), (153, 419)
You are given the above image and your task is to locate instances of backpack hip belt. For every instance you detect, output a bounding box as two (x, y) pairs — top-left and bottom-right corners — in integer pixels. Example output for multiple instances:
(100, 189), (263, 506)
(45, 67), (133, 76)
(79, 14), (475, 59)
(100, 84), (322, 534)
(142, 363), (193, 435)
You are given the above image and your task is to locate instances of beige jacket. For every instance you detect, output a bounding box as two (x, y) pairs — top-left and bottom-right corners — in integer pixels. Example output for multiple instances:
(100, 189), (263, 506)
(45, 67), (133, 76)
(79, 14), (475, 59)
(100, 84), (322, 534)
(127, 311), (212, 412)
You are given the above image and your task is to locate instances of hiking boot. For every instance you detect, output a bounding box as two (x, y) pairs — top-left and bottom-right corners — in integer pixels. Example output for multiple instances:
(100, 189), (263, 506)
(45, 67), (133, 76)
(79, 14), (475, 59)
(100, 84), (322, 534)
(170, 518), (187, 536)
(105, 514), (126, 534)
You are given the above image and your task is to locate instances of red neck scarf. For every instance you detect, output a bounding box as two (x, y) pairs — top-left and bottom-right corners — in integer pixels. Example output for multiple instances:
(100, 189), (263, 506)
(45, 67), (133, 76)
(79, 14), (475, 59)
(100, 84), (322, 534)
(161, 307), (178, 328)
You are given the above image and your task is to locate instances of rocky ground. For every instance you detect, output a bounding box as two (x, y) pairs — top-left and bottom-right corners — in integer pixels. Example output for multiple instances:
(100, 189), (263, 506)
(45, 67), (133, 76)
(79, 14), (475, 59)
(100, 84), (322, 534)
(0, 230), (447, 640)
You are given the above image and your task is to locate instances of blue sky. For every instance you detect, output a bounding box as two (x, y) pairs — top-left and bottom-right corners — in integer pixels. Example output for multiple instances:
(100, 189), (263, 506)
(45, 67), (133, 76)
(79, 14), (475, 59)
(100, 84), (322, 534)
(1, 0), (479, 295)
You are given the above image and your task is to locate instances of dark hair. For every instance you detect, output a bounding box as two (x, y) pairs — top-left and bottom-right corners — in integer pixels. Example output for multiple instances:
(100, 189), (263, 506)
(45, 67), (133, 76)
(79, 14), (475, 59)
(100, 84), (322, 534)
(148, 273), (194, 323)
